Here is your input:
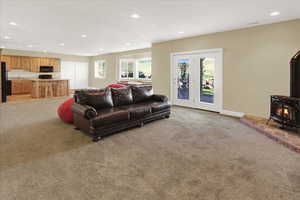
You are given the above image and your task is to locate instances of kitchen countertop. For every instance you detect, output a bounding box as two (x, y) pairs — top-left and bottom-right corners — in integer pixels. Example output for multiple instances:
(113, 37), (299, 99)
(31, 79), (69, 81)
(8, 77), (34, 80)
(8, 78), (69, 81)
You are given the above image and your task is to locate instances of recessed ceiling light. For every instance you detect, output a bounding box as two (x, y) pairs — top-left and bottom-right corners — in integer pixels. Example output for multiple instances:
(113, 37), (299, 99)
(270, 11), (280, 16)
(125, 42), (131, 46)
(99, 48), (104, 51)
(9, 22), (17, 26)
(178, 31), (185, 34)
(27, 45), (33, 47)
(59, 43), (65, 46)
(4, 36), (11, 40)
(131, 14), (140, 19)
(81, 34), (87, 38)
(0, 45), (5, 48)
(43, 50), (47, 53)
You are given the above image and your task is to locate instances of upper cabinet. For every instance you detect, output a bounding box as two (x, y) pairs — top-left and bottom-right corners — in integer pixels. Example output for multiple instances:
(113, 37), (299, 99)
(51, 58), (60, 72)
(31, 57), (41, 72)
(40, 57), (60, 72)
(21, 56), (32, 71)
(0, 55), (61, 72)
(10, 56), (22, 69)
(40, 57), (50, 66)
(0, 55), (12, 71)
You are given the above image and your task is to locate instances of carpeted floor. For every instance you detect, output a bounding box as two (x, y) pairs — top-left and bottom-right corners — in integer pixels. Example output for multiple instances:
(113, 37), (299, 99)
(0, 99), (300, 200)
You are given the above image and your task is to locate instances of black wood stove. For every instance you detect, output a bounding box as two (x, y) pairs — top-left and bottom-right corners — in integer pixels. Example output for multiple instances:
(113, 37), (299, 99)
(268, 51), (300, 129)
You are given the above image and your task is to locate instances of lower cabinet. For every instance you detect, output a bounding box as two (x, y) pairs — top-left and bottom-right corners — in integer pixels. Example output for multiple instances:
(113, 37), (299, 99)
(31, 80), (69, 98)
(12, 80), (32, 95)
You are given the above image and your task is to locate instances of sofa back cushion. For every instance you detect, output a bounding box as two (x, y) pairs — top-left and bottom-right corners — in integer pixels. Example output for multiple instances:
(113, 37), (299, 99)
(76, 88), (114, 109)
(111, 87), (133, 106)
(131, 85), (153, 103)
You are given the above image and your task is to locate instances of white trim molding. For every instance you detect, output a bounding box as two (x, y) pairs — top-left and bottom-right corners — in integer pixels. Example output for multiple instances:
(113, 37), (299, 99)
(170, 48), (224, 56)
(221, 110), (245, 118)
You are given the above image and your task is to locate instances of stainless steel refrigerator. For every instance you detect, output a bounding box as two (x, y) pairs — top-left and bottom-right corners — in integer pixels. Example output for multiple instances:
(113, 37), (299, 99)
(1, 62), (10, 103)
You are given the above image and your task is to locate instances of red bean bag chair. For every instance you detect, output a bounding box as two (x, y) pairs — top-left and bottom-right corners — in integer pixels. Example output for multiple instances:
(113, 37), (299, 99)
(107, 83), (127, 88)
(58, 98), (75, 123)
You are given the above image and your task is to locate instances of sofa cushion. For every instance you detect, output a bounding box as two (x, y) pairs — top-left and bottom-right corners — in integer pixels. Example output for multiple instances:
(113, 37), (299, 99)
(150, 101), (171, 113)
(151, 94), (168, 102)
(119, 104), (152, 119)
(111, 87), (133, 106)
(131, 85), (153, 103)
(91, 108), (129, 127)
(82, 88), (114, 110)
(75, 89), (105, 105)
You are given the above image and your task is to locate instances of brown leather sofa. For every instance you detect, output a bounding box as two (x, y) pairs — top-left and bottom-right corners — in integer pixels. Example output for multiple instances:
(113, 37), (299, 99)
(72, 85), (171, 141)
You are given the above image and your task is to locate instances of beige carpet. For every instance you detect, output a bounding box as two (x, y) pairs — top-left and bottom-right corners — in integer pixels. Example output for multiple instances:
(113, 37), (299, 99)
(0, 99), (300, 200)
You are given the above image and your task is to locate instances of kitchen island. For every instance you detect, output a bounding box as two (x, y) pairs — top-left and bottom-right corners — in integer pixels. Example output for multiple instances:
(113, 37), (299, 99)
(31, 79), (69, 98)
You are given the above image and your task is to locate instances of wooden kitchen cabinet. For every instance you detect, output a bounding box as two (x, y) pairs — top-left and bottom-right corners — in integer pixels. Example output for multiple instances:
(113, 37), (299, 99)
(12, 80), (23, 94)
(50, 58), (60, 72)
(21, 56), (32, 71)
(10, 56), (22, 69)
(12, 80), (32, 94)
(30, 57), (40, 72)
(1, 55), (60, 72)
(40, 57), (50, 66)
(22, 80), (32, 93)
(40, 58), (60, 72)
(0, 55), (12, 71)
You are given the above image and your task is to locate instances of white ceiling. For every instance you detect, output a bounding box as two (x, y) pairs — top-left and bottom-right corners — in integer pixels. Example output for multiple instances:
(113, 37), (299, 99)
(0, 0), (299, 56)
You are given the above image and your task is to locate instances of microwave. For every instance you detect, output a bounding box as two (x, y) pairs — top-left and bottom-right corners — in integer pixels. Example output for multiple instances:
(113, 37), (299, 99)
(40, 66), (54, 73)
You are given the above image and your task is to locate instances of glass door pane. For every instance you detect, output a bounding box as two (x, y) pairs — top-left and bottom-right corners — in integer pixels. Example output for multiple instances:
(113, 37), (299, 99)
(120, 60), (128, 78)
(127, 61), (135, 78)
(200, 57), (215, 103)
(137, 59), (152, 79)
(176, 59), (190, 100)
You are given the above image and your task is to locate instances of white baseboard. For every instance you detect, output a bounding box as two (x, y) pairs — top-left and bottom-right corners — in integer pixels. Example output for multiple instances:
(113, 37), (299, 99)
(220, 110), (245, 118)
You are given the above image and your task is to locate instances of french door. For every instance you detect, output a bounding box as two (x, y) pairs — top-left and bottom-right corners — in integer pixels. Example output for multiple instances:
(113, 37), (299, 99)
(171, 49), (223, 112)
(61, 61), (89, 89)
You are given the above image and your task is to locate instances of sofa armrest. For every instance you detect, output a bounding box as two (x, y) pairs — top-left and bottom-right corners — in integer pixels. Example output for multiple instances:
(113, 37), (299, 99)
(151, 94), (168, 102)
(72, 103), (98, 119)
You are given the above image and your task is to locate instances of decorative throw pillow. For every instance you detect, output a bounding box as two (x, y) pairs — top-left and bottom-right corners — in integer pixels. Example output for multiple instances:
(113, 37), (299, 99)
(131, 85), (153, 103)
(75, 91), (89, 105)
(111, 87), (133, 106)
(107, 84), (127, 88)
(84, 88), (114, 109)
(75, 89), (106, 105)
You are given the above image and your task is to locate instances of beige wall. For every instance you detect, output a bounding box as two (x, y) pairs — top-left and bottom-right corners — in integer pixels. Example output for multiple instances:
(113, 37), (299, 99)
(2, 49), (89, 62)
(89, 48), (151, 88)
(152, 19), (300, 118)
(3, 20), (299, 117)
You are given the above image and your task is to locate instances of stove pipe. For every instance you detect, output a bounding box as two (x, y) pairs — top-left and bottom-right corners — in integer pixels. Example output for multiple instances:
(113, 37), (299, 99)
(290, 50), (300, 98)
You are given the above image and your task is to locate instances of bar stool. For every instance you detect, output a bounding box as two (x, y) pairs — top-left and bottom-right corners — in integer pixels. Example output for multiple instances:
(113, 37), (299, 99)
(57, 81), (63, 96)
(38, 82), (44, 98)
(52, 82), (58, 97)
(44, 81), (53, 98)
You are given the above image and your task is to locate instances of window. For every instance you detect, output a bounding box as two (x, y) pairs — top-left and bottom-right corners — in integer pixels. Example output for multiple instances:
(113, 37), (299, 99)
(94, 60), (106, 79)
(119, 58), (151, 80)
(137, 59), (152, 80)
(120, 59), (135, 79)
